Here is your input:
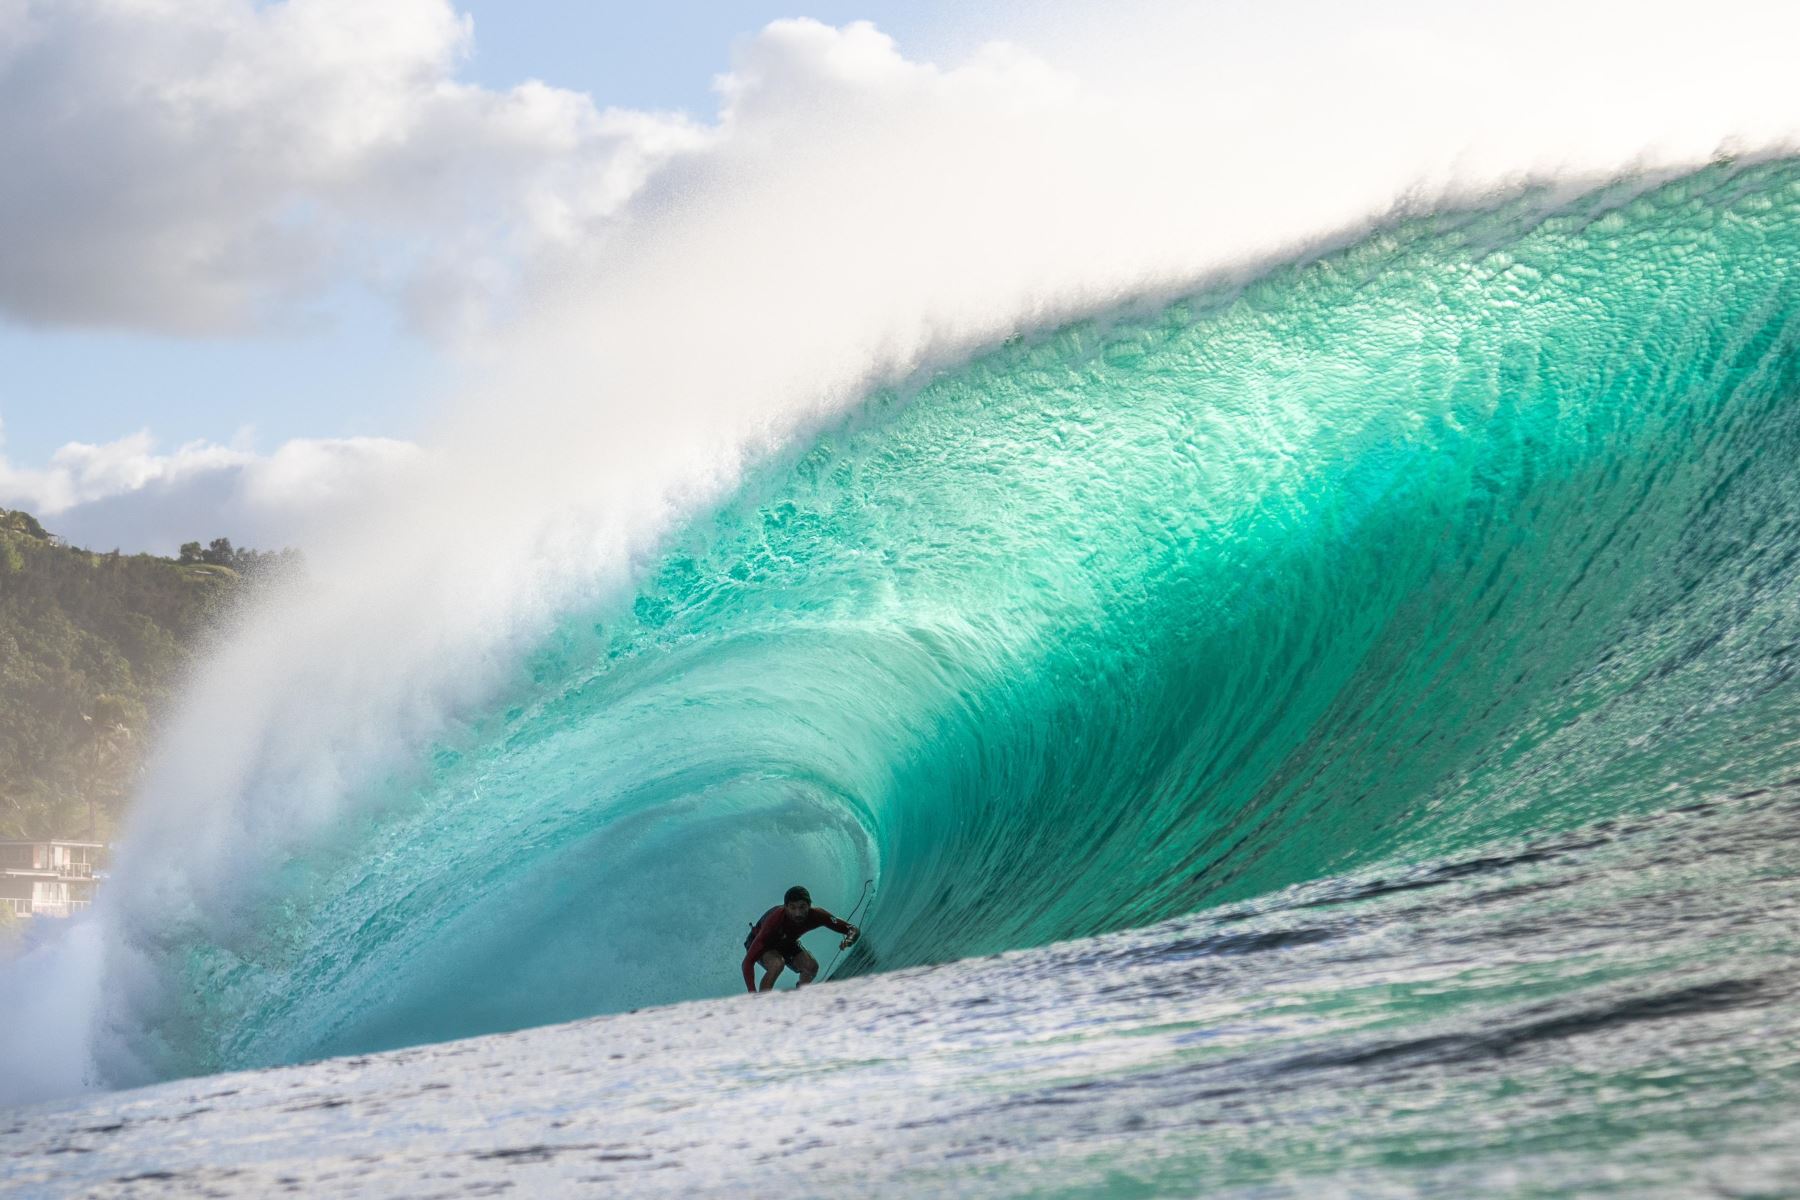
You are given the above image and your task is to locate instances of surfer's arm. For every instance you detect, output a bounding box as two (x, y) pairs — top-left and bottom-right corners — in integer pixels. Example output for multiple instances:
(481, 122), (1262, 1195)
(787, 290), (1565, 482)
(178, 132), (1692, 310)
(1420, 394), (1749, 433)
(742, 911), (781, 992)
(815, 909), (858, 943)
(745, 942), (766, 993)
(742, 933), (768, 994)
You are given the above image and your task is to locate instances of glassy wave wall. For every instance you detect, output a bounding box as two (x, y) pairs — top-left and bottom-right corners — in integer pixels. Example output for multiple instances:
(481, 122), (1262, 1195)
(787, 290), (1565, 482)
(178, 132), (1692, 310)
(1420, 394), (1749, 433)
(139, 158), (1800, 1080)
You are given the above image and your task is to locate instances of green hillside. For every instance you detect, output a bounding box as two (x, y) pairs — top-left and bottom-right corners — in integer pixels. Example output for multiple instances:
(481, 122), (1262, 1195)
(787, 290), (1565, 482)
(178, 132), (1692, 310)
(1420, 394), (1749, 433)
(0, 510), (298, 839)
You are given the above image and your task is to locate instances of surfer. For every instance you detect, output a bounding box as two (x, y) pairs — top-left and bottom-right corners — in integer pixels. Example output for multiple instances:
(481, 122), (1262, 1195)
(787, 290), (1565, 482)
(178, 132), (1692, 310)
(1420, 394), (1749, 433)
(742, 885), (860, 993)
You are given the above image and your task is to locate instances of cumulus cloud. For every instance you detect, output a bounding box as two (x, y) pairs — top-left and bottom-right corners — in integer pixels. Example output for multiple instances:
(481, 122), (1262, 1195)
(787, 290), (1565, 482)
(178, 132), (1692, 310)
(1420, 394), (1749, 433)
(5, 3), (1800, 553)
(0, 419), (422, 554)
(0, 0), (703, 337)
(6, 0), (1797, 347)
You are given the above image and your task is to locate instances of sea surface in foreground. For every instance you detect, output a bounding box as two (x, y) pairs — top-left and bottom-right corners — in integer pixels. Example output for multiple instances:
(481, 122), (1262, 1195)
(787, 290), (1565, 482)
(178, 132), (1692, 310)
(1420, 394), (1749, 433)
(6, 782), (1797, 1198)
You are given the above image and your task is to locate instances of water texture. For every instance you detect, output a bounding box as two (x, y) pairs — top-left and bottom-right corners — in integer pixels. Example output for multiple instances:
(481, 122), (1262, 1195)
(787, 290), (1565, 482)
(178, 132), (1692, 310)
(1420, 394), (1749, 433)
(6, 782), (1797, 1196)
(106, 158), (1800, 1106)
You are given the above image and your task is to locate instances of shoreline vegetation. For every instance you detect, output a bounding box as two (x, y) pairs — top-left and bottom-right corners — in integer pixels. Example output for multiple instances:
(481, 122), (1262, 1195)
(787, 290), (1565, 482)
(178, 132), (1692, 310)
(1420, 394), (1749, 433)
(0, 508), (301, 842)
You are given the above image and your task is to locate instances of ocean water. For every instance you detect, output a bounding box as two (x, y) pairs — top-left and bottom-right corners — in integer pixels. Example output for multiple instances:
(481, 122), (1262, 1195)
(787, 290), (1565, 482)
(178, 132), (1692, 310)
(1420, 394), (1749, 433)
(6, 157), (1800, 1193)
(4, 781), (1797, 1196)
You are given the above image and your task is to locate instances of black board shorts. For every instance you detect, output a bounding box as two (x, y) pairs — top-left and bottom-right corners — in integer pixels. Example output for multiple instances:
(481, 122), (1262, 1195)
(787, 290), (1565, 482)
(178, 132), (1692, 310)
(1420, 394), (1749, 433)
(744, 923), (806, 965)
(745, 935), (802, 964)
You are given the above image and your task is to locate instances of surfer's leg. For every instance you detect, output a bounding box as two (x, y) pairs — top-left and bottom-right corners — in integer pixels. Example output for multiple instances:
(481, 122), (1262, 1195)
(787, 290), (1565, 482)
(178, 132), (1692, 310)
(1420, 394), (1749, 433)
(791, 948), (819, 987)
(758, 950), (786, 992)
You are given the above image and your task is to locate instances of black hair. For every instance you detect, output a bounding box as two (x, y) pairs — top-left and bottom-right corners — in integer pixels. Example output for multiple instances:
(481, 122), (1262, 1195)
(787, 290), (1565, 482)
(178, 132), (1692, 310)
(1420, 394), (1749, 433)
(784, 885), (811, 905)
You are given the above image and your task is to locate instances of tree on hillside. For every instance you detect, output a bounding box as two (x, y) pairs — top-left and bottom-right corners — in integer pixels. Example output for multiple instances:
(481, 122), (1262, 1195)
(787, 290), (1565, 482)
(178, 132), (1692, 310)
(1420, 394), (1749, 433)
(1, 509), (51, 541)
(177, 536), (304, 579)
(1, 509), (303, 839)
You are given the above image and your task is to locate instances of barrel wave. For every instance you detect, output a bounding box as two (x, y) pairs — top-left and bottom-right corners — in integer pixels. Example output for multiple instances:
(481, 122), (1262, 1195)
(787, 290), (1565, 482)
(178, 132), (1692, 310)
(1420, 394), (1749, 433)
(139, 159), (1800, 1080)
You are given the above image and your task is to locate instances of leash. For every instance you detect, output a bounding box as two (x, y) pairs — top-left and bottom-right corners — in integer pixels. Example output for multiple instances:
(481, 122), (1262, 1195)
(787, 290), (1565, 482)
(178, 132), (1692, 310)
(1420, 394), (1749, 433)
(823, 877), (875, 982)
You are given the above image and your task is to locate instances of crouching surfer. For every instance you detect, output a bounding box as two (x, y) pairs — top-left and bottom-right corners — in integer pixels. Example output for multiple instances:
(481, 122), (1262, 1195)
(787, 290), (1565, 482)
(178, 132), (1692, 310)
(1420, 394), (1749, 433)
(743, 885), (860, 992)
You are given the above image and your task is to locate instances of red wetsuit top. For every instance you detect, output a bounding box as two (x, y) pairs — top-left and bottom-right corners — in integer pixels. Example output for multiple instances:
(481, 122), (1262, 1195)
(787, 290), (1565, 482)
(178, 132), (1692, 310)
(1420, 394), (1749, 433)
(743, 905), (853, 992)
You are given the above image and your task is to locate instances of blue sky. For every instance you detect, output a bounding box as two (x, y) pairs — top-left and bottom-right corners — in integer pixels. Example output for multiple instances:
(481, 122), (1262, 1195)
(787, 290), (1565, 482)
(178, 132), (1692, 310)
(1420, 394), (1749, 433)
(0, 2), (993, 467)
(454, 2), (995, 111)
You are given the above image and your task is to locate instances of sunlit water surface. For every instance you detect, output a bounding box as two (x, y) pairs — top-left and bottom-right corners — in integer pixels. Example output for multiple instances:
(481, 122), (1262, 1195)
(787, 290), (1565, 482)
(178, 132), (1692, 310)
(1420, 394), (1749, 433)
(6, 784), (1797, 1197)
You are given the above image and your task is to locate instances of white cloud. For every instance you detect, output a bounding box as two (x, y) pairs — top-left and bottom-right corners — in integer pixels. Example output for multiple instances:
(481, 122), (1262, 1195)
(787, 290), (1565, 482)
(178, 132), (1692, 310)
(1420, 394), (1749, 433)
(0, 0), (703, 337)
(0, 418), (422, 554)
(6, 0), (1797, 347)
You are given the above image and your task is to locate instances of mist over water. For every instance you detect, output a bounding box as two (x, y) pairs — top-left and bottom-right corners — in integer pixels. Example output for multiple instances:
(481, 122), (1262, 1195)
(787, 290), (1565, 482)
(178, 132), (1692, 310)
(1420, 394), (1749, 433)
(5, 6), (1800, 1111)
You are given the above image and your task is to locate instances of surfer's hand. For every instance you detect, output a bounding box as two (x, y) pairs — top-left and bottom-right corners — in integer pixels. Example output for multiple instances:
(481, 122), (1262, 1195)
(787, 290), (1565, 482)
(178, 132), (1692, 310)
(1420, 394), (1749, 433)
(841, 925), (860, 948)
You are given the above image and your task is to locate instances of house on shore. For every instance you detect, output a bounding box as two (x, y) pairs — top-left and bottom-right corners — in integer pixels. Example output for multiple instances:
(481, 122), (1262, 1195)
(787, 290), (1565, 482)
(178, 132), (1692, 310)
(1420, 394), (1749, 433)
(0, 840), (104, 918)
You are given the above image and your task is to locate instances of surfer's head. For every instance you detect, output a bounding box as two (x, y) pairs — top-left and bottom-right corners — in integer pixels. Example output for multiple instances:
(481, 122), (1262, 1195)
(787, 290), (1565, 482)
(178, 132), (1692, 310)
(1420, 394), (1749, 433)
(784, 885), (812, 919)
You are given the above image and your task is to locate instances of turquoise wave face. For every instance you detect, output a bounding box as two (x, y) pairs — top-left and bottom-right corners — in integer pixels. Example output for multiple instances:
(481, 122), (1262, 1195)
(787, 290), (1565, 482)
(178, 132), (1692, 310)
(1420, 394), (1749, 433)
(160, 159), (1800, 1079)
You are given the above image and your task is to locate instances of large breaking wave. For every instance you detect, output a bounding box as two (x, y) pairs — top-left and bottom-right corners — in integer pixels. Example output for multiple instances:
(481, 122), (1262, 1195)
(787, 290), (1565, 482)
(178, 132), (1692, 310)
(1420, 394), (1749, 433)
(60, 157), (1797, 1083)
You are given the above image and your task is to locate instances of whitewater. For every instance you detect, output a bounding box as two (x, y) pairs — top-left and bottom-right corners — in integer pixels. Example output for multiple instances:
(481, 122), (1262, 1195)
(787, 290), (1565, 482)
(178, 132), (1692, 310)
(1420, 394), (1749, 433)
(6, 7), (1800, 1195)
